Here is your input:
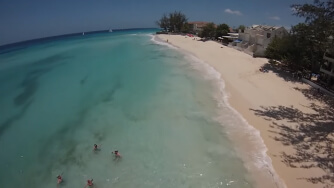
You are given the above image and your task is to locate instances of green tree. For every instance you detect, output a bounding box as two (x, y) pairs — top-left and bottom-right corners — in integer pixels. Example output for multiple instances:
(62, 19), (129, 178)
(215, 23), (230, 39)
(168, 11), (188, 32)
(265, 37), (284, 60)
(266, 0), (334, 72)
(238, 25), (245, 33)
(199, 23), (216, 39)
(181, 22), (190, 33)
(290, 23), (319, 70)
(265, 28), (314, 70)
(291, 0), (334, 70)
(156, 14), (170, 31)
(156, 11), (188, 32)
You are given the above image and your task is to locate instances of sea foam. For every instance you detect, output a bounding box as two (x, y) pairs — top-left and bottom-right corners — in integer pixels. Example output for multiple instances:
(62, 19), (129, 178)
(152, 35), (286, 188)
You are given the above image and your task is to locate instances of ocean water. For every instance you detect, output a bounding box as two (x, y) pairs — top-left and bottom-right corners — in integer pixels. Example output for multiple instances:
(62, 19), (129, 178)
(0, 30), (278, 188)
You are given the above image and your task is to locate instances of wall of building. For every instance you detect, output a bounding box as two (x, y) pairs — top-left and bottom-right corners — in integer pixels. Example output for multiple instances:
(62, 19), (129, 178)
(237, 26), (288, 56)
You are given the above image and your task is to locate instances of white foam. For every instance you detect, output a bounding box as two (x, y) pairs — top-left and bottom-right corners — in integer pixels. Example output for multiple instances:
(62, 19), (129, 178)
(150, 35), (178, 49)
(189, 54), (286, 188)
(153, 39), (287, 188)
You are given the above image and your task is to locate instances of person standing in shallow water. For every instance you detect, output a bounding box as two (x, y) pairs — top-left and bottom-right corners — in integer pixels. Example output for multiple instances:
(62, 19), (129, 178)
(84, 179), (94, 188)
(93, 144), (101, 151)
(112, 150), (121, 159)
(57, 175), (63, 184)
(56, 174), (63, 188)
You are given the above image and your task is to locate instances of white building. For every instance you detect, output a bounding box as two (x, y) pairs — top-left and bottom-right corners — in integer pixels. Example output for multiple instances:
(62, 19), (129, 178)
(238, 25), (288, 56)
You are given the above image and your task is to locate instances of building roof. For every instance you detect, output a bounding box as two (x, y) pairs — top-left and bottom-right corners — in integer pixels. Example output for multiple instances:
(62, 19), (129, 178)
(221, 36), (238, 39)
(188, 21), (210, 24)
(250, 25), (283, 31)
(228, 33), (239, 36)
(188, 21), (212, 27)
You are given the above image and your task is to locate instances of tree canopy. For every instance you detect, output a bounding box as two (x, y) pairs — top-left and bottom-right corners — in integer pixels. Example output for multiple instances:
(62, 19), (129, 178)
(265, 34), (313, 70)
(181, 22), (190, 33)
(215, 24), (230, 39)
(238, 25), (245, 33)
(156, 11), (188, 32)
(156, 14), (170, 31)
(266, 0), (334, 72)
(292, 0), (334, 55)
(199, 23), (216, 39)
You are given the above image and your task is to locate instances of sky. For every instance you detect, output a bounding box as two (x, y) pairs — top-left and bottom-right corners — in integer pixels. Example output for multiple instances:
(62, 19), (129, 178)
(0, 0), (312, 45)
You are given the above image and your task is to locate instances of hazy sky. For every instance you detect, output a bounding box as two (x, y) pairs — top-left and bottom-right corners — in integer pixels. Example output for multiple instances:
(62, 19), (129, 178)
(0, 0), (312, 45)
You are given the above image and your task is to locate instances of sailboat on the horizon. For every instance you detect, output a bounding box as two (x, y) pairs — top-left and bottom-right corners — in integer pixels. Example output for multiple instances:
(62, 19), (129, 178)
(109, 29), (113, 33)
(82, 32), (85, 36)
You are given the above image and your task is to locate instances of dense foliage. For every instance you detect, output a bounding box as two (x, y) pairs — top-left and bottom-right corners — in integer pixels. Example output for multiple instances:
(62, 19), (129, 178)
(199, 23), (216, 39)
(181, 22), (190, 33)
(156, 12), (233, 39)
(266, 0), (334, 72)
(156, 11), (188, 32)
(215, 24), (230, 39)
(238, 25), (245, 33)
(265, 24), (315, 70)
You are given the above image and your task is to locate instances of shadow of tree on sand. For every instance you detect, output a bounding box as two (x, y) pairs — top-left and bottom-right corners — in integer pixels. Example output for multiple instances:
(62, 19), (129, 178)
(294, 87), (334, 107)
(260, 63), (304, 84)
(250, 101), (334, 186)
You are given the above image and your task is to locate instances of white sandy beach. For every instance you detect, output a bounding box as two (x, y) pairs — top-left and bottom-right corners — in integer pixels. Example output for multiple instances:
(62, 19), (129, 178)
(157, 34), (333, 188)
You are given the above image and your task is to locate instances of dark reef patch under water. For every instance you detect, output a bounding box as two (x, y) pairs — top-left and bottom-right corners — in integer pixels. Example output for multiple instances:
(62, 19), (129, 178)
(0, 100), (33, 138)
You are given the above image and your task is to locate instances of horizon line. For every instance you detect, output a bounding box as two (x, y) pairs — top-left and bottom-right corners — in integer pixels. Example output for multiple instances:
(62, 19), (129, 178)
(0, 27), (158, 49)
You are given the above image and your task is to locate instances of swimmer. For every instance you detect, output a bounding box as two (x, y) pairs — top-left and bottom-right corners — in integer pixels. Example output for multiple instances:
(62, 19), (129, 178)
(93, 144), (101, 151)
(85, 179), (94, 188)
(57, 175), (63, 184)
(112, 150), (121, 158)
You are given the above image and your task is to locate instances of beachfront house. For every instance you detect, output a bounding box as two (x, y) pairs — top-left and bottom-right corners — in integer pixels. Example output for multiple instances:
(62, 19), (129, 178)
(220, 33), (239, 44)
(320, 37), (334, 89)
(238, 25), (288, 57)
(188, 21), (211, 35)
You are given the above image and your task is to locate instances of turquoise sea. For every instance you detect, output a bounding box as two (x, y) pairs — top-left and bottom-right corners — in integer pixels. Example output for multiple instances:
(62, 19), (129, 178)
(0, 29), (280, 188)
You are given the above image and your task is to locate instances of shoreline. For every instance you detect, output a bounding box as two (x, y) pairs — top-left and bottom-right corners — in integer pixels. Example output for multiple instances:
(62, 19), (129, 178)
(155, 34), (330, 188)
(183, 52), (284, 188)
(153, 35), (284, 188)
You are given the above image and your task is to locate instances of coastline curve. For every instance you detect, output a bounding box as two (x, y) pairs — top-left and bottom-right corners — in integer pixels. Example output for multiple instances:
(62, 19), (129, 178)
(152, 34), (287, 188)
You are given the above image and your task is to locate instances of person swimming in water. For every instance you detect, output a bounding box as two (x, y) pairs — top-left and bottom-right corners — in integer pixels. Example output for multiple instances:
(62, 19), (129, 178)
(57, 175), (63, 184)
(85, 179), (94, 187)
(112, 150), (121, 159)
(93, 144), (101, 151)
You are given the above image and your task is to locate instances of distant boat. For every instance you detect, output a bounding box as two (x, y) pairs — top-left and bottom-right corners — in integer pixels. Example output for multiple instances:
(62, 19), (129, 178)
(82, 32), (85, 36)
(109, 29), (113, 32)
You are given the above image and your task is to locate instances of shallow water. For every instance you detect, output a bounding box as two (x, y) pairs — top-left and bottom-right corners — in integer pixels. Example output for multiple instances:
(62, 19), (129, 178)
(0, 30), (255, 188)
